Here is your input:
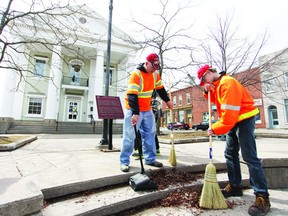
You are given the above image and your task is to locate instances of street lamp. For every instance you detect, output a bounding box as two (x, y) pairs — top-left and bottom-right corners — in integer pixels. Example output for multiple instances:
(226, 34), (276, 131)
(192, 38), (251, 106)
(100, 0), (113, 145)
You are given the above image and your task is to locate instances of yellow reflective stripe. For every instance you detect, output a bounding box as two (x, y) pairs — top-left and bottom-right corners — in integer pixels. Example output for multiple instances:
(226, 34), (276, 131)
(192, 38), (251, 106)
(138, 95), (153, 98)
(138, 70), (143, 91)
(154, 72), (157, 88)
(138, 90), (154, 97)
(128, 83), (140, 90)
(238, 108), (259, 121)
(138, 70), (155, 96)
(221, 104), (241, 111)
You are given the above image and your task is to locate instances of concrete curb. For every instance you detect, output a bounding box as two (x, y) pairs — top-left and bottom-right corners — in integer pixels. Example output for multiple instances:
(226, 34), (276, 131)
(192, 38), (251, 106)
(0, 163), (227, 216)
(43, 173), (249, 216)
(0, 136), (37, 151)
(0, 177), (43, 216)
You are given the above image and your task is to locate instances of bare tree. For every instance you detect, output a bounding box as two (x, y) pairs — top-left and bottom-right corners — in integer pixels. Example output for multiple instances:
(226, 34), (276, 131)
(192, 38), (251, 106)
(194, 13), (266, 75)
(0, 0), (105, 91)
(118, 0), (198, 91)
(189, 12), (288, 108)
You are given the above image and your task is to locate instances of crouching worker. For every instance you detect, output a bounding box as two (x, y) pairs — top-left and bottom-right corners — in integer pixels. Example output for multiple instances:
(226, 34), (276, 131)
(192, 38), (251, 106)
(197, 65), (270, 216)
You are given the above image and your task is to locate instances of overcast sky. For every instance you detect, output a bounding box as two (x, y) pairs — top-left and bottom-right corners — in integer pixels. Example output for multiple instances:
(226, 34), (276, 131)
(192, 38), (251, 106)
(85, 0), (287, 58)
(2, 0), (287, 78)
(2, 0), (287, 57)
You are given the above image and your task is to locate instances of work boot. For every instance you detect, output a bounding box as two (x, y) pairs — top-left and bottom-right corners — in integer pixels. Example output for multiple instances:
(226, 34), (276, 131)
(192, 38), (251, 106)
(145, 160), (163, 167)
(221, 183), (243, 198)
(248, 194), (271, 216)
(156, 149), (161, 156)
(120, 164), (129, 172)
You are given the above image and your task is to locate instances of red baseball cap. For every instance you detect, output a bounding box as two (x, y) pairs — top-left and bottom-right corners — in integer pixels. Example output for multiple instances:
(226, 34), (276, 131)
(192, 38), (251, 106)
(197, 65), (211, 86)
(146, 53), (161, 70)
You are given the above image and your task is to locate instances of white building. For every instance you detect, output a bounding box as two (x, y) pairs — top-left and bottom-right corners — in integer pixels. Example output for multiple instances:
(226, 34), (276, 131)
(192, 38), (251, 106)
(0, 5), (139, 133)
(259, 48), (288, 129)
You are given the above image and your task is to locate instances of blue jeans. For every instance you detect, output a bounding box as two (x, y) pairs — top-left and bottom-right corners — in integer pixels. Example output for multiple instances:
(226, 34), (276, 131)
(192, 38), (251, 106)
(225, 116), (269, 197)
(120, 109), (156, 166)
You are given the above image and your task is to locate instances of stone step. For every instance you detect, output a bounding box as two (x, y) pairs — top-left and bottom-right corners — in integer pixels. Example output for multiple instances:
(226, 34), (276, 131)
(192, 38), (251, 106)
(41, 172), (250, 216)
(0, 177), (43, 216)
(6, 121), (123, 134)
(0, 164), (229, 216)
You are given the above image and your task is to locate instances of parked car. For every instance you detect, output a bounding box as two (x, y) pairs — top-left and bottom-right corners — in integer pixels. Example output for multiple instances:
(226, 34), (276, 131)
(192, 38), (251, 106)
(167, 122), (190, 130)
(192, 120), (217, 131)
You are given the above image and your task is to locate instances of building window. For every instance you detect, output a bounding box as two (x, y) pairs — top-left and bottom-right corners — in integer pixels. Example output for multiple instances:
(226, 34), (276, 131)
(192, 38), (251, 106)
(103, 68), (114, 86)
(202, 111), (214, 122)
(109, 69), (113, 85)
(285, 99), (288, 123)
(173, 96), (176, 107)
(28, 97), (42, 115)
(178, 95), (182, 106)
(263, 75), (276, 93)
(186, 93), (191, 104)
(33, 56), (48, 77)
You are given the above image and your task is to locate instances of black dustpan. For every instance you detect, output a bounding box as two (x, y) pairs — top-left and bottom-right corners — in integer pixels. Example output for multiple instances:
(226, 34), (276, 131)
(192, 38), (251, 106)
(129, 126), (157, 191)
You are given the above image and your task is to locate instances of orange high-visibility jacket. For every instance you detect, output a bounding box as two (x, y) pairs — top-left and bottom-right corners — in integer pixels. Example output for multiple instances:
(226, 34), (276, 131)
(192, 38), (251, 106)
(125, 70), (163, 112)
(204, 75), (259, 135)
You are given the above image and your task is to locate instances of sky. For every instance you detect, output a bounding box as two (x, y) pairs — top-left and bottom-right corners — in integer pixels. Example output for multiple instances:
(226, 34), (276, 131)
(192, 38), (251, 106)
(85, 0), (287, 57)
(1, 0), (287, 81)
(2, 0), (287, 57)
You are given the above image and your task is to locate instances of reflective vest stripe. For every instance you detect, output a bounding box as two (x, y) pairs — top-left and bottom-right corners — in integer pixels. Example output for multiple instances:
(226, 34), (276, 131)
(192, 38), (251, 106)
(221, 104), (241, 111)
(238, 108), (259, 121)
(136, 70), (157, 97)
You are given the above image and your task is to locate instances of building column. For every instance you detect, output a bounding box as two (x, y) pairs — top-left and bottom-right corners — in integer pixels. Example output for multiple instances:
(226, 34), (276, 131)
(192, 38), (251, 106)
(13, 45), (30, 120)
(88, 50), (104, 120)
(44, 45), (63, 122)
(0, 45), (25, 118)
(0, 68), (15, 118)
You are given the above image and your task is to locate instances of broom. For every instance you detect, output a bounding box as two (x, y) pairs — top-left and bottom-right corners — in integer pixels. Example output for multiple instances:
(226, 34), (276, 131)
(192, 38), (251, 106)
(199, 91), (228, 209)
(168, 71), (176, 167)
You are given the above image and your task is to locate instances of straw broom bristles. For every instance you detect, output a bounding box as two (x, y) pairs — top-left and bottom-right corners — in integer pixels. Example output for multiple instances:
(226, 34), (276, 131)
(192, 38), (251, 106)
(199, 90), (228, 209)
(169, 133), (176, 167)
(168, 71), (177, 167)
(199, 162), (228, 209)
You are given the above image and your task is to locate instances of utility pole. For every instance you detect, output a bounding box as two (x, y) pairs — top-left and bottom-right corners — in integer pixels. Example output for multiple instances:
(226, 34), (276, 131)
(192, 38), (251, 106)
(100, 0), (113, 145)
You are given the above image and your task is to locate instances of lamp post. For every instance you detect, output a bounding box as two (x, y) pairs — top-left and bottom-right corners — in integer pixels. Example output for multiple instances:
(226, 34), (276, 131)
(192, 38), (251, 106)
(100, 0), (113, 145)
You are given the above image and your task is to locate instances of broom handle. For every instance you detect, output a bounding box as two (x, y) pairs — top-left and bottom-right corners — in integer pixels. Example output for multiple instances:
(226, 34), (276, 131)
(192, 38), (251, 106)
(168, 71), (173, 124)
(208, 91), (213, 162)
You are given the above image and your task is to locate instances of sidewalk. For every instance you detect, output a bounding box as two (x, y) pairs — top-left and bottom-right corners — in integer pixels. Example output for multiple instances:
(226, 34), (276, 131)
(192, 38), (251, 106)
(0, 129), (287, 215)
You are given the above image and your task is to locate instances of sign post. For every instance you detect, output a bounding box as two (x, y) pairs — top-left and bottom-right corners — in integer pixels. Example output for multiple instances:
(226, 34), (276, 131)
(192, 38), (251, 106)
(95, 95), (124, 151)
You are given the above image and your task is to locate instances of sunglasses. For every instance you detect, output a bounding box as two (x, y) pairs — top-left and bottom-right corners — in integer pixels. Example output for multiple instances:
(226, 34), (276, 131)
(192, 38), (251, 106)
(150, 61), (161, 70)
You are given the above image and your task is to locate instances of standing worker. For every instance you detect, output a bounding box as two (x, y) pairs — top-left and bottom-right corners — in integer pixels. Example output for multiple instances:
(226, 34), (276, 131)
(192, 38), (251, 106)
(197, 65), (270, 216)
(120, 53), (173, 172)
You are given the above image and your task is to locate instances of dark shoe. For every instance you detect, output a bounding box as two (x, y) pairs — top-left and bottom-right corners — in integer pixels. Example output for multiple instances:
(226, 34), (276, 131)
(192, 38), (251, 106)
(132, 151), (143, 160)
(156, 149), (161, 156)
(146, 161), (163, 167)
(120, 164), (129, 172)
(221, 183), (243, 198)
(248, 194), (271, 216)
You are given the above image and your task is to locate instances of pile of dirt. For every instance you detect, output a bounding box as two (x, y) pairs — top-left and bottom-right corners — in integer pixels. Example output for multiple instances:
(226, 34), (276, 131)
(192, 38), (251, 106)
(119, 168), (236, 215)
(149, 168), (204, 214)
(149, 168), (204, 190)
(118, 169), (205, 215)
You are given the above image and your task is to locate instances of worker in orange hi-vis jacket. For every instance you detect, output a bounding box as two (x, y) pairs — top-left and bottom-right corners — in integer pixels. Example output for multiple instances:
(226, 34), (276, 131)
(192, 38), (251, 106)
(120, 53), (173, 173)
(197, 65), (270, 216)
